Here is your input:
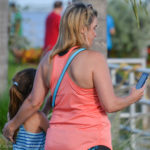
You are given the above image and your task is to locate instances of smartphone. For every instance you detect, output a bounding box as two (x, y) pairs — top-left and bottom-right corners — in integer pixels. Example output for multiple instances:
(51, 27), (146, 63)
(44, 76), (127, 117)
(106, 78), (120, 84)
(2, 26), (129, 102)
(136, 73), (149, 89)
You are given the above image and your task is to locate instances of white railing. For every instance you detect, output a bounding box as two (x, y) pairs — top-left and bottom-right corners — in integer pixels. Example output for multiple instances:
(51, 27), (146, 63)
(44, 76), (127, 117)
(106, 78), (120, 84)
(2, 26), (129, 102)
(108, 58), (150, 150)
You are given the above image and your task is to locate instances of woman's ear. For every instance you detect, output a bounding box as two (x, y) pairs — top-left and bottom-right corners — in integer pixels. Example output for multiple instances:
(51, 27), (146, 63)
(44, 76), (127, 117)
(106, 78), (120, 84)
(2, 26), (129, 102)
(80, 26), (88, 35)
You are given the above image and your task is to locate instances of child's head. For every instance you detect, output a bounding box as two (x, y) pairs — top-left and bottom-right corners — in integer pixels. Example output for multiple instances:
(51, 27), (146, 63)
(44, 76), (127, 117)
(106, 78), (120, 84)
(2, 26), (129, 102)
(9, 68), (36, 120)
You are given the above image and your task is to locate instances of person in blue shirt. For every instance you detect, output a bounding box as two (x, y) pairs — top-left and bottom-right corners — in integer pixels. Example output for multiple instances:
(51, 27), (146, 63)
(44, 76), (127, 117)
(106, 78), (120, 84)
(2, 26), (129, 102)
(107, 15), (115, 57)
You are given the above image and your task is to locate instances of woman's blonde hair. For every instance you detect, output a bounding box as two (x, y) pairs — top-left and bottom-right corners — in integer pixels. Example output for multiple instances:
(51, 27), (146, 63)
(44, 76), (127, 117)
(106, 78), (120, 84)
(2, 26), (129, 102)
(50, 2), (97, 60)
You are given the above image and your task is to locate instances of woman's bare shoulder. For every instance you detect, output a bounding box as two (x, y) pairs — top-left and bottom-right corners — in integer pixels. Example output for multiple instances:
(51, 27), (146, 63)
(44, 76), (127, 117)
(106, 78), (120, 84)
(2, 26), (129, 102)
(84, 50), (106, 64)
(39, 52), (53, 83)
(40, 51), (52, 67)
(86, 49), (105, 56)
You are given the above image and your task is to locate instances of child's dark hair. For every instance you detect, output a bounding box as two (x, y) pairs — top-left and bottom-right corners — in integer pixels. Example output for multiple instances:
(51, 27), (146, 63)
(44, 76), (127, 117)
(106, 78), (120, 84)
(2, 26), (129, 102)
(8, 68), (36, 139)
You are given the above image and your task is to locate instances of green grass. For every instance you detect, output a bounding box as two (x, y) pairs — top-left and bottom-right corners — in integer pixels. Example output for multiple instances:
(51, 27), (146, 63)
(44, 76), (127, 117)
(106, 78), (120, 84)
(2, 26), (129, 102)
(0, 134), (12, 150)
(0, 89), (10, 132)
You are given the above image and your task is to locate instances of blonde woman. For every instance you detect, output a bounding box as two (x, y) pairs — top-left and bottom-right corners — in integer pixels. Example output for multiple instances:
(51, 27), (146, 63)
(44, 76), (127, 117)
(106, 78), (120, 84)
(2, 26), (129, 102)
(3, 3), (145, 150)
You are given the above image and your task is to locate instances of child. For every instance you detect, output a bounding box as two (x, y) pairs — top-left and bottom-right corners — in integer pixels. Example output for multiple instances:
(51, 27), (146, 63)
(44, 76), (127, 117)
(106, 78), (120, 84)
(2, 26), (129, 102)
(8, 68), (49, 150)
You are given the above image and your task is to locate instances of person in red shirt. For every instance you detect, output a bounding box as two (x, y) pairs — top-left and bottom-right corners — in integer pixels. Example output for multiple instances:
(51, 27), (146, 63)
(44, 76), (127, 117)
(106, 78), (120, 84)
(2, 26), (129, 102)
(43, 1), (63, 56)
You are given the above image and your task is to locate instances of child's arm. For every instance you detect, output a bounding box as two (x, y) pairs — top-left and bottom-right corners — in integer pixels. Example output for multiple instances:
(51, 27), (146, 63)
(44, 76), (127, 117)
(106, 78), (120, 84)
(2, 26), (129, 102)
(39, 112), (49, 133)
(42, 95), (52, 116)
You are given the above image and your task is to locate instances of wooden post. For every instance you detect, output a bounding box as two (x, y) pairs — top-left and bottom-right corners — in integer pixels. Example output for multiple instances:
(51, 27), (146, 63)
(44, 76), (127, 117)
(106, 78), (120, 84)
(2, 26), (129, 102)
(129, 72), (136, 149)
(0, 0), (8, 96)
(142, 59), (150, 129)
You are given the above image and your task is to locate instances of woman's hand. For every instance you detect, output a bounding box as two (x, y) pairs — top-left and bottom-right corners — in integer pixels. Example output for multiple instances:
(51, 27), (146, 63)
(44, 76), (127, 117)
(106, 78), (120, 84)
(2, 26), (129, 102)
(92, 51), (147, 112)
(3, 120), (15, 143)
(129, 85), (145, 103)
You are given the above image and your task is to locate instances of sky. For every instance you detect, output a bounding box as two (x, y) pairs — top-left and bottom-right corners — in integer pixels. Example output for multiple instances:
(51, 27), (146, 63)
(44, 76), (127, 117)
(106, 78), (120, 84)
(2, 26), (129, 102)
(8, 0), (72, 47)
(9, 0), (71, 11)
(9, 0), (71, 6)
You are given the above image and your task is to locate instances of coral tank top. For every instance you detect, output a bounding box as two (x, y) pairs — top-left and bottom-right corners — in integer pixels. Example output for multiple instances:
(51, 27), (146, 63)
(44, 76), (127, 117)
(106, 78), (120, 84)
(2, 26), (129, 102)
(45, 46), (112, 150)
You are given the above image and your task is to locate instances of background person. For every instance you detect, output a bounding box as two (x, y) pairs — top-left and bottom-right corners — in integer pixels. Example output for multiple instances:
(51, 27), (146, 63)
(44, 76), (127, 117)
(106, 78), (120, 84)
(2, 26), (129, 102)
(9, 2), (22, 36)
(107, 15), (115, 57)
(3, 3), (145, 150)
(43, 1), (63, 56)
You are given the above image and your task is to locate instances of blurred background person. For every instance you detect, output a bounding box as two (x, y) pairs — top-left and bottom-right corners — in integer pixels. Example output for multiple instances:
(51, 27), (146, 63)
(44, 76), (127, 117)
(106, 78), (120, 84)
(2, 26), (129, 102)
(43, 1), (63, 56)
(107, 14), (115, 57)
(9, 2), (22, 37)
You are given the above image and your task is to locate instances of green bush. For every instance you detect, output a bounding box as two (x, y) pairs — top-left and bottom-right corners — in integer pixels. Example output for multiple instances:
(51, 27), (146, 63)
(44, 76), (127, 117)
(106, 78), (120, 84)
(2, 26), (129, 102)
(0, 90), (9, 132)
(0, 90), (12, 150)
(108, 0), (150, 57)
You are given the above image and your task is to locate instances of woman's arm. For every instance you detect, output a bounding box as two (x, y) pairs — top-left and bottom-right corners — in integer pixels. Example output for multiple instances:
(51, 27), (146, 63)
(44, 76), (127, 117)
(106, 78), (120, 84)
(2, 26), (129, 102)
(3, 60), (49, 142)
(92, 52), (145, 113)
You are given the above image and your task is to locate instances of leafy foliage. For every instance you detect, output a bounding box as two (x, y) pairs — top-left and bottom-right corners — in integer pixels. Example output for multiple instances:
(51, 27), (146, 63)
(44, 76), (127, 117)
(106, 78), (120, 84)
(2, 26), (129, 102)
(108, 0), (150, 57)
(8, 34), (30, 51)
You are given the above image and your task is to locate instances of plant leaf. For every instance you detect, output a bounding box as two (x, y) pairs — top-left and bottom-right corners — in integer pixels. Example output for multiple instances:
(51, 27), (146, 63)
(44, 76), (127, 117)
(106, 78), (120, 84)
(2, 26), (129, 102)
(130, 0), (140, 28)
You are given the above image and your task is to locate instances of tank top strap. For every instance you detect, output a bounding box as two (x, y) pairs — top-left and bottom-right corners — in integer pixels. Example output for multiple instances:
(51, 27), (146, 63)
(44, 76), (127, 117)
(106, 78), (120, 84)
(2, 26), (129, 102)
(50, 46), (79, 90)
(65, 46), (79, 57)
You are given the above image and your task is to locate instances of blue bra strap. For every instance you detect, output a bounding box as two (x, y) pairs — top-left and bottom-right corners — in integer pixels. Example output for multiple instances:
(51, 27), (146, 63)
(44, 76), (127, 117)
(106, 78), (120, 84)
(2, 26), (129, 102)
(52, 48), (86, 108)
